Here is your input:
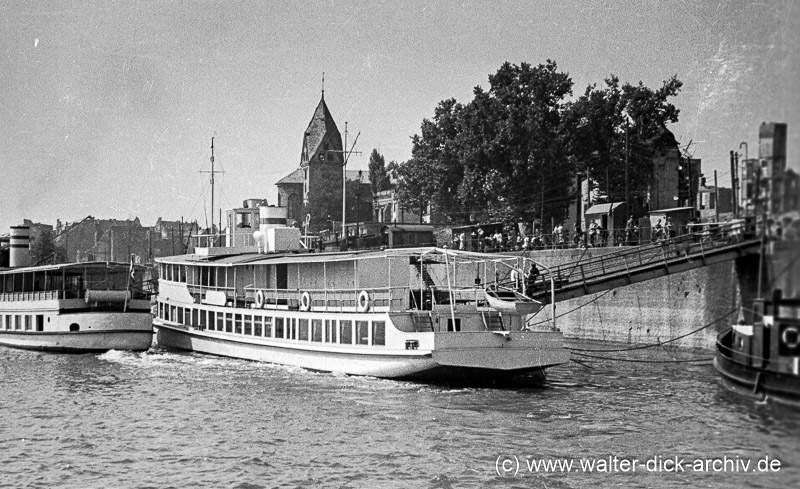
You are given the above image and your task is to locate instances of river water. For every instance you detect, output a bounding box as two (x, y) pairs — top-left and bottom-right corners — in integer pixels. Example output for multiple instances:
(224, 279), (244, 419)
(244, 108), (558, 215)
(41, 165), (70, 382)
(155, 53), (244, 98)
(1, 339), (797, 488)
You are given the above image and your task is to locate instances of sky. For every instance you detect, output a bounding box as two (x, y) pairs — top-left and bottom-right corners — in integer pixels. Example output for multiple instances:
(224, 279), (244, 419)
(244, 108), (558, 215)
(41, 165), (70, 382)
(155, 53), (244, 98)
(1, 0), (798, 232)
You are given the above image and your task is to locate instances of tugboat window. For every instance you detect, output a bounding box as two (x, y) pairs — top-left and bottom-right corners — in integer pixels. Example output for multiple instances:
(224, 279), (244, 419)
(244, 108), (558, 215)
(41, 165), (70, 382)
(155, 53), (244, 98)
(69, 323), (80, 332)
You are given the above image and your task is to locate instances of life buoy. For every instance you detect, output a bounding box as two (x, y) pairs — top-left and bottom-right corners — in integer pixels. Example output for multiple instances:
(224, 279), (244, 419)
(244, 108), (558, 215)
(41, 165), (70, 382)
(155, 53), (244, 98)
(357, 290), (370, 312)
(300, 291), (311, 311)
(782, 326), (800, 350)
(255, 290), (264, 309)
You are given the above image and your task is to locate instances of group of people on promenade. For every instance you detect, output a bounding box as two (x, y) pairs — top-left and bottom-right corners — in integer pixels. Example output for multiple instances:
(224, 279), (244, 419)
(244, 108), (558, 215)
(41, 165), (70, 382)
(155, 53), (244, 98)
(451, 215), (685, 253)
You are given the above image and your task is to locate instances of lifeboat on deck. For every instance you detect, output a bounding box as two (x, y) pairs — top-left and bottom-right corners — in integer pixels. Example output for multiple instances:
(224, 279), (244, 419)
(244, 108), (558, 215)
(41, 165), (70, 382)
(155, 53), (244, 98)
(484, 287), (543, 315)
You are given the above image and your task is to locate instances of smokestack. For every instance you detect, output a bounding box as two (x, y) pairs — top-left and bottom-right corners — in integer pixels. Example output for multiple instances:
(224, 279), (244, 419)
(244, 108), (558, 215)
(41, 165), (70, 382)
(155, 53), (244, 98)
(9, 225), (31, 267)
(256, 205), (299, 253)
(258, 205), (288, 234)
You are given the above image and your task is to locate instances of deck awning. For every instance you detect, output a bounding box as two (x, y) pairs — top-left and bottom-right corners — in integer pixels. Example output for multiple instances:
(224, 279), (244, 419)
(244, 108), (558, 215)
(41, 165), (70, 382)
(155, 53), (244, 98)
(585, 202), (625, 216)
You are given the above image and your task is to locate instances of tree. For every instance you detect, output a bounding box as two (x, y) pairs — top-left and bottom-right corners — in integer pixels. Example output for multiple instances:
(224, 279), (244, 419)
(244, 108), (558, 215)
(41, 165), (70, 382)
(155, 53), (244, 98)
(344, 179), (372, 224)
(409, 98), (467, 223)
(562, 76), (626, 205)
(562, 75), (683, 212)
(470, 60), (574, 229)
(400, 61), (575, 229)
(367, 149), (391, 196)
(389, 158), (436, 224)
(391, 62), (683, 230)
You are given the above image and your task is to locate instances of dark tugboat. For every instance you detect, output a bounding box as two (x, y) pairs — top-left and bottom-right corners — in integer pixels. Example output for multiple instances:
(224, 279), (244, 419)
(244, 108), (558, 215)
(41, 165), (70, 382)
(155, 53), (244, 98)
(715, 289), (800, 406)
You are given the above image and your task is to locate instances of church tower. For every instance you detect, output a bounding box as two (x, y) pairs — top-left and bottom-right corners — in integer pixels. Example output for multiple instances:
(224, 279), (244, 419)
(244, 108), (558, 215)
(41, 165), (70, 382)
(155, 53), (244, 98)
(276, 92), (344, 230)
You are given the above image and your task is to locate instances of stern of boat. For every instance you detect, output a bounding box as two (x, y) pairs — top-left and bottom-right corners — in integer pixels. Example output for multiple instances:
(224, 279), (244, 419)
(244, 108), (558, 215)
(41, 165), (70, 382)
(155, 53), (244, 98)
(431, 330), (569, 372)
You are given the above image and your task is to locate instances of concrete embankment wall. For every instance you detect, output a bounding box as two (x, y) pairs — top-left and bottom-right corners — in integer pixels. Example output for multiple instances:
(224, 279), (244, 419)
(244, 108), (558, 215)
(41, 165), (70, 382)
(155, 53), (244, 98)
(520, 247), (786, 350)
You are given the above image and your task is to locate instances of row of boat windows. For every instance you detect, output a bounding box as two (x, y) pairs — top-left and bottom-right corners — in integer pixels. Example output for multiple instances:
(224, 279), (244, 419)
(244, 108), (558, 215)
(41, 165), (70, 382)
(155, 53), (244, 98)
(159, 303), (386, 346)
(1, 314), (45, 331)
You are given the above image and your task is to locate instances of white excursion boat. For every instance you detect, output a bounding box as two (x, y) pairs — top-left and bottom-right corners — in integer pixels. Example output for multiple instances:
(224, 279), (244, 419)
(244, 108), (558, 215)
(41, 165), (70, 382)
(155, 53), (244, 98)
(0, 225), (154, 352)
(154, 204), (569, 382)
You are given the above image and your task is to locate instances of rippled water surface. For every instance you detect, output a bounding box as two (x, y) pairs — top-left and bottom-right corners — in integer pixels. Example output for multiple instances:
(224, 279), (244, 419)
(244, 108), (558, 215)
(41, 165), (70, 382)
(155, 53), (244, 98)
(1, 340), (798, 488)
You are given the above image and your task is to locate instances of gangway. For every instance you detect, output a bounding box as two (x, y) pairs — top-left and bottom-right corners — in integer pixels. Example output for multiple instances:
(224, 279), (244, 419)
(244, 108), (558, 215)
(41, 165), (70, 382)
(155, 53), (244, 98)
(526, 226), (764, 304)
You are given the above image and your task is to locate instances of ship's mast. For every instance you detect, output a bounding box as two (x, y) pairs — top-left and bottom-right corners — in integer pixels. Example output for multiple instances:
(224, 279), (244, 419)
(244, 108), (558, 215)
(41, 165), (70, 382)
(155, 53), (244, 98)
(200, 137), (224, 233)
(210, 137), (215, 231)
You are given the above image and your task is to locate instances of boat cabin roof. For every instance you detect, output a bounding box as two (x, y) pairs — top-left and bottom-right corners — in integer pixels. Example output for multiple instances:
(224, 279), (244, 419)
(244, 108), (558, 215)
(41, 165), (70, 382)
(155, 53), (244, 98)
(0, 261), (145, 276)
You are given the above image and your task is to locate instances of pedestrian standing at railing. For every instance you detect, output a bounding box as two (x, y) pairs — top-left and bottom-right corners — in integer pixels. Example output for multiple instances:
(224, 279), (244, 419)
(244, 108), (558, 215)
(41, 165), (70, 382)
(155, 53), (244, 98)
(625, 215), (634, 246)
(574, 222), (583, 247)
(589, 220), (598, 247)
(525, 263), (539, 294)
(554, 223), (564, 248)
(523, 234), (530, 250)
(664, 217), (673, 239)
(653, 219), (663, 242)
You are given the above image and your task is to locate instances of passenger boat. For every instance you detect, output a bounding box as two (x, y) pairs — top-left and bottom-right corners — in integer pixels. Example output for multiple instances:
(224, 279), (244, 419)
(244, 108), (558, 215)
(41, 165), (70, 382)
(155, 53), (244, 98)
(153, 203), (569, 382)
(0, 225), (154, 352)
(714, 289), (800, 406)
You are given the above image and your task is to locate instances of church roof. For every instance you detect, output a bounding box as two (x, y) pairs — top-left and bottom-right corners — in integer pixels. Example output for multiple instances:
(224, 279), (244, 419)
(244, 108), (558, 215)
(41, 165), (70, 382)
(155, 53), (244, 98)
(276, 168), (369, 186)
(302, 95), (342, 162)
(276, 168), (304, 185)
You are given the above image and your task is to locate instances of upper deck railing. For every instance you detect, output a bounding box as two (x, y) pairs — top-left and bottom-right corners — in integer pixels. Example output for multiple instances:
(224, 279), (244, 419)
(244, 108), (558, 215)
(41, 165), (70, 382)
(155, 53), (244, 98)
(0, 287), (152, 303)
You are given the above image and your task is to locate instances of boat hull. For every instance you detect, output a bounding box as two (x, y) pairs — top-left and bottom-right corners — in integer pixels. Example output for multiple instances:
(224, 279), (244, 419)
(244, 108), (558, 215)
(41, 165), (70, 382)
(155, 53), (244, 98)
(0, 312), (154, 353)
(155, 320), (568, 381)
(156, 322), (438, 378)
(713, 354), (800, 407)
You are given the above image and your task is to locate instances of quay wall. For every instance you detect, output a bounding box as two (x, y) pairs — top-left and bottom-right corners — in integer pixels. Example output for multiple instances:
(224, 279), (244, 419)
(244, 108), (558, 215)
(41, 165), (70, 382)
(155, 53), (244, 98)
(522, 245), (798, 350)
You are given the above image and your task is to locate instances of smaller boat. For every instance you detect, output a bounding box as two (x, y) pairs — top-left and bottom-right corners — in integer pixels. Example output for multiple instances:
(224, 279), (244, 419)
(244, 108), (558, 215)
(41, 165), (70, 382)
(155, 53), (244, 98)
(484, 287), (543, 315)
(714, 289), (800, 406)
(0, 225), (154, 353)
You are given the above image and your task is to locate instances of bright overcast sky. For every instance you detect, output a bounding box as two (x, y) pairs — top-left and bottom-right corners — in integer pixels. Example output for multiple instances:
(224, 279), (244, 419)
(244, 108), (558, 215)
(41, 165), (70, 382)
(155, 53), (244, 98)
(1, 0), (798, 231)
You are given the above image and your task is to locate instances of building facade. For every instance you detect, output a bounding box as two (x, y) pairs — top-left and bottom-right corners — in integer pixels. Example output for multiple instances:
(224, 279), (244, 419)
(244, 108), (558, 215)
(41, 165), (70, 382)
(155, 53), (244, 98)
(758, 122), (787, 216)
